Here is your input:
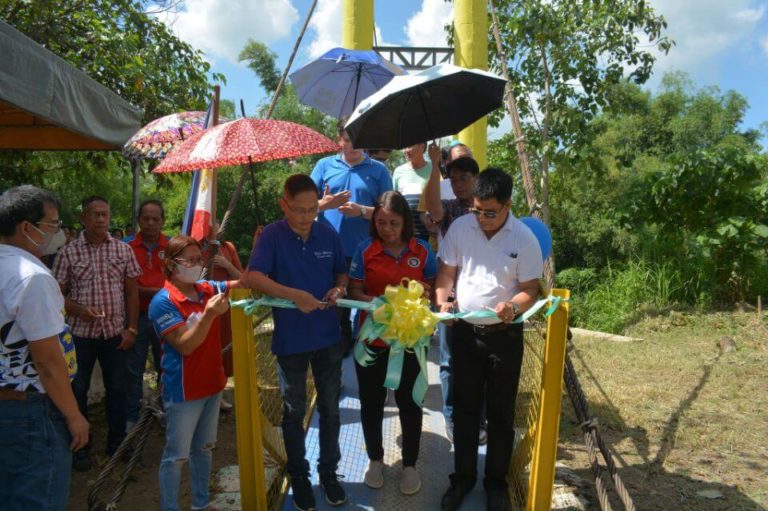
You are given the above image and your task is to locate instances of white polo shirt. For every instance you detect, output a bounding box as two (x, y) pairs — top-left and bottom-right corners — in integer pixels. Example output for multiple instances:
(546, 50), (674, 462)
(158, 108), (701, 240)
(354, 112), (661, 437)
(438, 212), (543, 325)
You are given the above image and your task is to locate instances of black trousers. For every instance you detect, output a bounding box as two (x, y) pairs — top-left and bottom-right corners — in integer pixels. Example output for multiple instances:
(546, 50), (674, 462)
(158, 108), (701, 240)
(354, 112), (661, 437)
(354, 345), (424, 467)
(451, 320), (524, 487)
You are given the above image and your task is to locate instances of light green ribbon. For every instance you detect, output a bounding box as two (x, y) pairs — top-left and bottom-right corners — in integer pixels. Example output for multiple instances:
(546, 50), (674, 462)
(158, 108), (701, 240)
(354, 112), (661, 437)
(231, 294), (565, 407)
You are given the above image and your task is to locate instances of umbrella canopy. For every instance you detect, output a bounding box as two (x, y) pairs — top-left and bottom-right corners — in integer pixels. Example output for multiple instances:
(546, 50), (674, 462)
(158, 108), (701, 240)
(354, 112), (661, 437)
(122, 111), (231, 160)
(290, 47), (404, 120)
(153, 118), (339, 173)
(345, 64), (507, 149)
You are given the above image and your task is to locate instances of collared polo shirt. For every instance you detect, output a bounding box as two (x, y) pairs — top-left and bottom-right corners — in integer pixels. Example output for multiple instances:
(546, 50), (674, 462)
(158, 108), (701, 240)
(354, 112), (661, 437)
(310, 154), (393, 258)
(438, 213), (543, 325)
(128, 232), (169, 311)
(248, 220), (347, 356)
(149, 280), (229, 403)
(349, 237), (437, 347)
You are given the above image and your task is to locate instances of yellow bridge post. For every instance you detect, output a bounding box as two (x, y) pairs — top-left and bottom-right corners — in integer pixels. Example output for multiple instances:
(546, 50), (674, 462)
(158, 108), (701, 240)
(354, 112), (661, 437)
(526, 289), (571, 510)
(230, 289), (268, 510)
(342, 0), (374, 51)
(454, 0), (488, 169)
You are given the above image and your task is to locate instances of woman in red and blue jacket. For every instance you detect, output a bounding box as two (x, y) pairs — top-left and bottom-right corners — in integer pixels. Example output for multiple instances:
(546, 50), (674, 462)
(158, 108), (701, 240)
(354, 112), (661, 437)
(348, 191), (437, 496)
(149, 235), (244, 511)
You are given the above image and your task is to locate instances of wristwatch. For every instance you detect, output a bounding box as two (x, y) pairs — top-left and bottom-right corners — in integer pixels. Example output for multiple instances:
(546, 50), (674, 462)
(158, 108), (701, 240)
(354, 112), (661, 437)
(126, 327), (138, 335)
(508, 301), (521, 319)
(336, 286), (347, 297)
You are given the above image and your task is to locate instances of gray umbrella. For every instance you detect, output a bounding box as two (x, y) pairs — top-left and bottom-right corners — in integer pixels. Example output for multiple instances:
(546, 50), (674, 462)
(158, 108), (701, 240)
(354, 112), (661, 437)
(344, 64), (507, 149)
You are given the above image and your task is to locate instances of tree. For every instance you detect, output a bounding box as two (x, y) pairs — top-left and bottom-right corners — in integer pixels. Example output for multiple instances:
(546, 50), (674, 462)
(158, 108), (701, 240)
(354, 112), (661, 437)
(486, 0), (673, 282)
(239, 40), (282, 94)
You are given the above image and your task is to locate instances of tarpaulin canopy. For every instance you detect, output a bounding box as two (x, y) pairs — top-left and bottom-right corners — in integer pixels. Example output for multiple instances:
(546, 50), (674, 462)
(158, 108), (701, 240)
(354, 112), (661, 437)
(0, 20), (143, 151)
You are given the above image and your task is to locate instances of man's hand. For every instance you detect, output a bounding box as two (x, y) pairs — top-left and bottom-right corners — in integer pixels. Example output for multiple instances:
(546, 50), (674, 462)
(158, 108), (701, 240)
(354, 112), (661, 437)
(439, 301), (456, 325)
(320, 185), (352, 210)
(428, 143), (441, 165)
(66, 412), (90, 452)
(323, 286), (344, 305)
(493, 301), (519, 323)
(78, 305), (103, 323)
(293, 290), (325, 313)
(204, 292), (230, 317)
(211, 254), (235, 273)
(338, 202), (365, 217)
(118, 329), (136, 350)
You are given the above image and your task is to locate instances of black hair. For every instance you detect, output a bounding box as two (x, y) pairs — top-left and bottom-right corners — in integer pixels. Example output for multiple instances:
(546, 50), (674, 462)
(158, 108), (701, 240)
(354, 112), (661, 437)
(336, 116), (349, 138)
(138, 199), (165, 220)
(284, 174), (319, 198)
(82, 195), (109, 211)
(473, 167), (513, 204)
(0, 185), (61, 237)
(370, 191), (414, 242)
(446, 156), (480, 177)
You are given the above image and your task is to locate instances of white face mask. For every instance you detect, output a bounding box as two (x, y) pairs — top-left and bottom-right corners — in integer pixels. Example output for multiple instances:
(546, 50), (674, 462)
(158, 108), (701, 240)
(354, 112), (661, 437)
(24, 223), (66, 255)
(176, 264), (203, 284)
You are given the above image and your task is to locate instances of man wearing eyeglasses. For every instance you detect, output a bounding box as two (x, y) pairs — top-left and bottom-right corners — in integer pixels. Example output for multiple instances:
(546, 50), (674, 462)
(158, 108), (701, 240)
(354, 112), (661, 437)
(53, 196), (141, 471)
(436, 168), (543, 511)
(0, 186), (89, 510)
(246, 174), (349, 511)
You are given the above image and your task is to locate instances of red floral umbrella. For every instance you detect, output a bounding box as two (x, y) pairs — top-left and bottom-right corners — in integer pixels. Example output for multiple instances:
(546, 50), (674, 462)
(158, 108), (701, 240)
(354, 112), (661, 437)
(153, 118), (339, 173)
(122, 111), (230, 160)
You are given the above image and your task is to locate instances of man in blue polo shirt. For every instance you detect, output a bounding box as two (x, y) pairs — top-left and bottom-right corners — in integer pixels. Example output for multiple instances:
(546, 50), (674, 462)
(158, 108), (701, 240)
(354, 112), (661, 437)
(247, 174), (349, 511)
(311, 120), (392, 353)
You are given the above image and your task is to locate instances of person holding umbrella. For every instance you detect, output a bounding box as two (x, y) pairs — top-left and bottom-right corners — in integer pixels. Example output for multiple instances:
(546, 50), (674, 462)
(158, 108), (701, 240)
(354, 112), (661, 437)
(311, 120), (393, 355)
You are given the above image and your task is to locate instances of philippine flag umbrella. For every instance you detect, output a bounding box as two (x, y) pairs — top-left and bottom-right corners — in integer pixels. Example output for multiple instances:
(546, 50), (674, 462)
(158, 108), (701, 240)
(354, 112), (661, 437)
(153, 118), (339, 173)
(290, 47), (405, 120)
(345, 64), (507, 149)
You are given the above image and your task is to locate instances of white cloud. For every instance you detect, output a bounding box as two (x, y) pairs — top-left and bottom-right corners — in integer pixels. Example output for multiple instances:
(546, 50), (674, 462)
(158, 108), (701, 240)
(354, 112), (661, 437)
(646, 0), (766, 81)
(405, 0), (453, 47)
(761, 34), (768, 56)
(305, 0), (393, 58)
(159, 0), (299, 63)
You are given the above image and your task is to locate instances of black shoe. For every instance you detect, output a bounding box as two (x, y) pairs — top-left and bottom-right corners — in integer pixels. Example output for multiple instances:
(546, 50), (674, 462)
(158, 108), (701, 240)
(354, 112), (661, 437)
(320, 472), (347, 506)
(485, 480), (511, 511)
(291, 476), (316, 511)
(441, 474), (474, 511)
(73, 449), (92, 472)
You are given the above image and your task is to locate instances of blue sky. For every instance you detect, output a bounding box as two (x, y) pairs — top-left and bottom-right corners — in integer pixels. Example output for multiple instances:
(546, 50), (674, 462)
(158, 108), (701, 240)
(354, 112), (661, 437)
(158, 0), (768, 141)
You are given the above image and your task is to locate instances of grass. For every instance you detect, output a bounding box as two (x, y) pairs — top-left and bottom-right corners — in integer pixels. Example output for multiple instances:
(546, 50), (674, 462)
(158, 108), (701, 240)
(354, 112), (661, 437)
(558, 310), (768, 510)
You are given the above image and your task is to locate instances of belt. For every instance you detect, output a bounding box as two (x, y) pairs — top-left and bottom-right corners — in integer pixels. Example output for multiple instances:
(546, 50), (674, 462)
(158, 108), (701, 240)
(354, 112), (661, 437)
(0, 386), (39, 401)
(461, 320), (514, 336)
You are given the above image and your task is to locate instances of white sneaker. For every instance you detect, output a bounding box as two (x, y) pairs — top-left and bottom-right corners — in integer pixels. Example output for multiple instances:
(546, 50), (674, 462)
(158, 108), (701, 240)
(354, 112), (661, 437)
(364, 459), (384, 489)
(400, 466), (421, 495)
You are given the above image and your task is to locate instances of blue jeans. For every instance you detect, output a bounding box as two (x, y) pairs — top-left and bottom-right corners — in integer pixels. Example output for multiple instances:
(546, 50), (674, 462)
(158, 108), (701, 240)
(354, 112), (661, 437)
(159, 392), (222, 511)
(439, 322), (453, 421)
(126, 312), (162, 428)
(0, 393), (72, 511)
(72, 335), (127, 454)
(277, 340), (344, 479)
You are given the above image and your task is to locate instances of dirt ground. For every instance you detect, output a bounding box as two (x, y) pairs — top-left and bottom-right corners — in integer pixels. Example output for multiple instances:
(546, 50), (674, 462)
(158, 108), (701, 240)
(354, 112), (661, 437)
(67, 311), (768, 511)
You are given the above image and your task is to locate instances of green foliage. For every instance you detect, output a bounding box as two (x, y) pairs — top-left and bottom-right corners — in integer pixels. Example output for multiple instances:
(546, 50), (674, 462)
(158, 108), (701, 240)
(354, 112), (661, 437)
(239, 39), (281, 94)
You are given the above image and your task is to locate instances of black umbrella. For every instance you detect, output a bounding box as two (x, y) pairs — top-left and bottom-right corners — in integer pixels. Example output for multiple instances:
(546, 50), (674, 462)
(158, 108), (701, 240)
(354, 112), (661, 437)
(344, 64), (507, 149)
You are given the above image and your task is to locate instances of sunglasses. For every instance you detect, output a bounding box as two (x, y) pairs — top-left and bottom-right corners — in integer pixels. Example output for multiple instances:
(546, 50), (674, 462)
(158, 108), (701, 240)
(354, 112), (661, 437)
(469, 207), (503, 219)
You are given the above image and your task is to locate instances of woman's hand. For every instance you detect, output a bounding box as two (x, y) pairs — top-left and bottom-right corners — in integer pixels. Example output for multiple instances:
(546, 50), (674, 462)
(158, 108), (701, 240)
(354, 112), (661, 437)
(204, 292), (230, 317)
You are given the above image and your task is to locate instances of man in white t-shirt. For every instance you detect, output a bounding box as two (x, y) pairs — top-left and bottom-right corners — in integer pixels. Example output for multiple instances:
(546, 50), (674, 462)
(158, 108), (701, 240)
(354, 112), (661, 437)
(436, 169), (543, 511)
(0, 185), (89, 511)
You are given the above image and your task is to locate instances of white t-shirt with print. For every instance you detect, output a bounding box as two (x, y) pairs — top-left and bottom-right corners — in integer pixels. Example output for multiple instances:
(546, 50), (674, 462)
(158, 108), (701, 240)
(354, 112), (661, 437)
(0, 244), (77, 392)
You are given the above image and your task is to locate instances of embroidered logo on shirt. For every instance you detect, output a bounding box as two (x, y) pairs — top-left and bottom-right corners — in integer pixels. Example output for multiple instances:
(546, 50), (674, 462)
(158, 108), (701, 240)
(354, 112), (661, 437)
(314, 250), (333, 259)
(407, 256), (421, 268)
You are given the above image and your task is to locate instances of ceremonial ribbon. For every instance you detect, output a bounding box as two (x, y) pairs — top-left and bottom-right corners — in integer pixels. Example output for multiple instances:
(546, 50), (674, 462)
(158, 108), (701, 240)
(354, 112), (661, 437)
(231, 280), (565, 407)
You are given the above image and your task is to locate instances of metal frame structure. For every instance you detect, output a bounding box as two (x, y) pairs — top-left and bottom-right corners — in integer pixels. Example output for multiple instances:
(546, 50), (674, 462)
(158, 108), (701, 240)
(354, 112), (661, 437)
(373, 46), (453, 71)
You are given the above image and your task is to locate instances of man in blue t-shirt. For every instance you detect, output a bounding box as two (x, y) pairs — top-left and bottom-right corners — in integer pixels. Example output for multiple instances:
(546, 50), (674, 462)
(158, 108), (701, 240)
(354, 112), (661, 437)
(246, 174), (349, 511)
(311, 121), (392, 354)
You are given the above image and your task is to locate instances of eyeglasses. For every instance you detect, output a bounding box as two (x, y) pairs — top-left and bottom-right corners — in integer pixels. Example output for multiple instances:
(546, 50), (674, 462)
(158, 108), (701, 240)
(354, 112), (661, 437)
(469, 207), (504, 219)
(174, 257), (203, 267)
(36, 219), (63, 231)
(286, 204), (319, 217)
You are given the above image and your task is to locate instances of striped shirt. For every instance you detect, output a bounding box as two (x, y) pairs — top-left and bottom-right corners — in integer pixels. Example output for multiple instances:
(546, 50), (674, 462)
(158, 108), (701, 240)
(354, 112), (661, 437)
(53, 232), (142, 339)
